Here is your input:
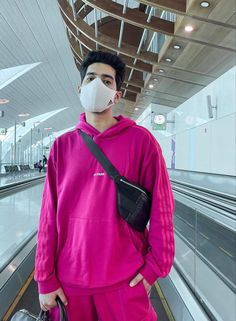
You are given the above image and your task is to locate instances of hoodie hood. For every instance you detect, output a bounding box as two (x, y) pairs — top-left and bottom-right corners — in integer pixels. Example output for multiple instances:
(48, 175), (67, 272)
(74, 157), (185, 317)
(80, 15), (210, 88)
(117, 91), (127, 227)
(76, 112), (136, 139)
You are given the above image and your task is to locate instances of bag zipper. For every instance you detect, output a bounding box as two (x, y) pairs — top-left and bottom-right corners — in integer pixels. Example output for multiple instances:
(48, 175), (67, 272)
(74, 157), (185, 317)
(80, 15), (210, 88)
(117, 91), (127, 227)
(119, 178), (147, 195)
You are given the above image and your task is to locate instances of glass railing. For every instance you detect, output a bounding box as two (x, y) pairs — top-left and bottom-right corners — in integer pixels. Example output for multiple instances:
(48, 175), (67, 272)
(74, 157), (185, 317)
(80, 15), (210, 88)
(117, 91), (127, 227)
(0, 183), (44, 272)
(145, 9), (176, 54)
(160, 10), (176, 22)
(174, 198), (236, 321)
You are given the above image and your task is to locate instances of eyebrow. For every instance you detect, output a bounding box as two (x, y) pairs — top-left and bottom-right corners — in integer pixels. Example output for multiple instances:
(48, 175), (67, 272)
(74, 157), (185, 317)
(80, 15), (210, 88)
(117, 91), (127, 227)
(86, 72), (114, 81)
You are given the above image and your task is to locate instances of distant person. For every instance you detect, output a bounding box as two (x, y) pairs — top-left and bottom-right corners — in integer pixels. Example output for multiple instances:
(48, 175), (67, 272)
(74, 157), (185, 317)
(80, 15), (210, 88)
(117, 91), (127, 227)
(42, 155), (47, 167)
(42, 155), (48, 172)
(38, 160), (43, 173)
(35, 51), (175, 321)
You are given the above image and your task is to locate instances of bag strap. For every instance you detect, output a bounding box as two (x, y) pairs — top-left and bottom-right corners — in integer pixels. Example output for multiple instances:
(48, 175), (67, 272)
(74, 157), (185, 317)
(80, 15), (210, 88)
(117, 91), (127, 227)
(37, 297), (68, 321)
(37, 310), (49, 321)
(78, 129), (120, 181)
(56, 296), (68, 321)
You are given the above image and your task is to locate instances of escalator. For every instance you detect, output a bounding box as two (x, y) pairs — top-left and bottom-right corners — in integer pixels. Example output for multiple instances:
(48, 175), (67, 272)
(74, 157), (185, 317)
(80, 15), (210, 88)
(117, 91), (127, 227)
(0, 171), (235, 321)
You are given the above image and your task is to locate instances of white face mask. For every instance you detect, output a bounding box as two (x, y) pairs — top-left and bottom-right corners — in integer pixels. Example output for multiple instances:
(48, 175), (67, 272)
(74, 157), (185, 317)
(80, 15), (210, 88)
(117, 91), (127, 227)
(79, 78), (117, 112)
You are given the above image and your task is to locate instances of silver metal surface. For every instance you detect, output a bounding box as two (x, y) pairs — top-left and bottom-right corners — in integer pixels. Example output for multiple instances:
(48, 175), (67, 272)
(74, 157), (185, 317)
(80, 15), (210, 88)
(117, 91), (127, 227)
(169, 169), (236, 199)
(0, 237), (36, 320)
(0, 176), (45, 198)
(159, 267), (210, 321)
(172, 181), (236, 215)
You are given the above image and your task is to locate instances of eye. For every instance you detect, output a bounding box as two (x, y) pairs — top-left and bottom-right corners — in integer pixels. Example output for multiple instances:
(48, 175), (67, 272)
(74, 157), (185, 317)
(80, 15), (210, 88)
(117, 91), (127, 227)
(103, 79), (112, 86)
(87, 76), (95, 82)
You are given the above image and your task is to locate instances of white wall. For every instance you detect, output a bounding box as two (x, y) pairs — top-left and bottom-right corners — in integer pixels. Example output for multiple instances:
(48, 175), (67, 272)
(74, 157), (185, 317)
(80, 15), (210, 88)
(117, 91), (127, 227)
(137, 66), (236, 176)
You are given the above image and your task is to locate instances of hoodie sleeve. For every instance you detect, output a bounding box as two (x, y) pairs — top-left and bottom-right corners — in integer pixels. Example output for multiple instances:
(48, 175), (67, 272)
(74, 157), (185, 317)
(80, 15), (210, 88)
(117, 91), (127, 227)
(34, 142), (60, 294)
(139, 137), (175, 285)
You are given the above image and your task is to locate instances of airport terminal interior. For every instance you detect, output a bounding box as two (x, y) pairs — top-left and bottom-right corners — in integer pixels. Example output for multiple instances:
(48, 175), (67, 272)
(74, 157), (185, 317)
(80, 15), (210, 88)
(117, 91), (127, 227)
(0, 0), (235, 320)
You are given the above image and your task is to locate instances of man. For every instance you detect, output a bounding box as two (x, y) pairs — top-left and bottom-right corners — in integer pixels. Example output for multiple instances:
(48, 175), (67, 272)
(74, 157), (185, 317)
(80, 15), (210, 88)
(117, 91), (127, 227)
(42, 155), (47, 167)
(38, 160), (43, 173)
(35, 51), (175, 321)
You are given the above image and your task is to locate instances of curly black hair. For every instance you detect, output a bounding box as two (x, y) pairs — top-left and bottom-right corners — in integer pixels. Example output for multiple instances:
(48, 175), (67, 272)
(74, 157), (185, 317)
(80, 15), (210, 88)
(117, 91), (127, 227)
(79, 51), (126, 90)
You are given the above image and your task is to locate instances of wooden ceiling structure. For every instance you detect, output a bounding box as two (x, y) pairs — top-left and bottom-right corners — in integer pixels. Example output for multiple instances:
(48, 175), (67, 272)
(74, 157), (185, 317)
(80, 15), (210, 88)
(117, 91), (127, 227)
(58, 0), (236, 118)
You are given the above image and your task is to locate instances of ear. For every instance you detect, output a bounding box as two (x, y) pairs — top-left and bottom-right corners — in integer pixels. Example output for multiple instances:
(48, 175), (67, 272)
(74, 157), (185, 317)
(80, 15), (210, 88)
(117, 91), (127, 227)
(114, 91), (123, 104)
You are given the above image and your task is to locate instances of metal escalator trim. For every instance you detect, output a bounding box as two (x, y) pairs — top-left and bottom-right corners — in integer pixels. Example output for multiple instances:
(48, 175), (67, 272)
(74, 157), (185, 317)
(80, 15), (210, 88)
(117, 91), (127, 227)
(172, 184), (236, 215)
(174, 190), (236, 223)
(173, 186), (236, 209)
(171, 179), (236, 201)
(170, 264), (216, 321)
(0, 176), (46, 199)
(2, 270), (35, 321)
(0, 175), (46, 190)
(0, 231), (37, 275)
(0, 235), (36, 320)
(154, 282), (175, 321)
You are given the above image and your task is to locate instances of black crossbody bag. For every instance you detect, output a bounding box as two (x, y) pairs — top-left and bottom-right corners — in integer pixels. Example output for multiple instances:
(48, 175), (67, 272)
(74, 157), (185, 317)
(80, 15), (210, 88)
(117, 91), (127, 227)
(79, 130), (152, 232)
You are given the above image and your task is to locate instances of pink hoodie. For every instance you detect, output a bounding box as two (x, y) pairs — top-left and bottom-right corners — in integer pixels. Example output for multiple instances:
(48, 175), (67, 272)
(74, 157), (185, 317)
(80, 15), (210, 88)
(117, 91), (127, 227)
(35, 113), (175, 295)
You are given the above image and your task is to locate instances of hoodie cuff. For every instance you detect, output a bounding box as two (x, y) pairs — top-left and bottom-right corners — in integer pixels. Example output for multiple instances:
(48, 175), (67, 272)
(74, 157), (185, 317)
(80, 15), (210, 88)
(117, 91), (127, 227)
(37, 275), (61, 294)
(139, 264), (158, 286)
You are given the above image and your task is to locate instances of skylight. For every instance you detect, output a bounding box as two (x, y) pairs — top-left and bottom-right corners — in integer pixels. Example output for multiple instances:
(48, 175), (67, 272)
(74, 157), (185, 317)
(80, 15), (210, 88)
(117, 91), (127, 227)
(0, 62), (41, 90)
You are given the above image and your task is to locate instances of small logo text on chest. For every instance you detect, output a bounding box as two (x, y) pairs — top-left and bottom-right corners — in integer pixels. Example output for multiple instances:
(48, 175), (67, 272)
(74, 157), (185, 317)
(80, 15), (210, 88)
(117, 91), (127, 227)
(93, 172), (105, 176)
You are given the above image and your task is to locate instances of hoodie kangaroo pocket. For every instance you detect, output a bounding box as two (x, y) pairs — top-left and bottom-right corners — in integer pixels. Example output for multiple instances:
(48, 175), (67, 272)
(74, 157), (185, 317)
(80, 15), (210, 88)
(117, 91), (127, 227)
(57, 217), (145, 287)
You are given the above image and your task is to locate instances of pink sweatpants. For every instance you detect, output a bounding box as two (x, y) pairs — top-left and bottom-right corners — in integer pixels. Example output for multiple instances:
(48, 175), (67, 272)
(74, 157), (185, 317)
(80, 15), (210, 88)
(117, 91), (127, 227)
(49, 281), (157, 321)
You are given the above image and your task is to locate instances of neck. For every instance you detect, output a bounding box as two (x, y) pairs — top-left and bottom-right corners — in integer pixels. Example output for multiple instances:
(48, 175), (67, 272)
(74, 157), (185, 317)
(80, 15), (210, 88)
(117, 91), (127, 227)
(85, 108), (117, 132)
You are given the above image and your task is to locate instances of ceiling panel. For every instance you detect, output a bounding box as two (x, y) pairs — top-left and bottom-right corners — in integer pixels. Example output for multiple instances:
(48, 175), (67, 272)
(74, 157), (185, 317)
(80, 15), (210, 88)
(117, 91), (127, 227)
(188, 0), (236, 24)
(58, 0), (236, 120)
(174, 18), (236, 51)
(0, 0), (81, 132)
(0, 0), (235, 129)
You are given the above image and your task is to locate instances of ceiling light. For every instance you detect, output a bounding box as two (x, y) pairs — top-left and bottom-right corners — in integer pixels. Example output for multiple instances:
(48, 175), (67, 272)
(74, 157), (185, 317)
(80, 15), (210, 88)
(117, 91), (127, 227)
(18, 113), (30, 117)
(158, 69), (165, 73)
(135, 107), (139, 111)
(185, 25), (194, 32)
(173, 44), (181, 49)
(149, 84), (154, 89)
(0, 99), (9, 104)
(44, 127), (52, 130)
(153, 78), (158, 82)
(200, 1), (210, 7)
(165, 58), (172, 62)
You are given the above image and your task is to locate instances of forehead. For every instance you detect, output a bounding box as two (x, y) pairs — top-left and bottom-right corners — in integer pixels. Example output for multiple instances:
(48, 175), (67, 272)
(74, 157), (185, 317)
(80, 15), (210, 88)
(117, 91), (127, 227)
(86, 63), (116, 78)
